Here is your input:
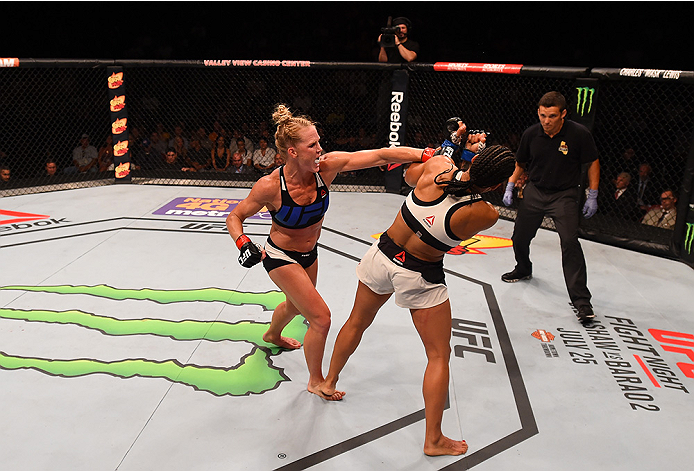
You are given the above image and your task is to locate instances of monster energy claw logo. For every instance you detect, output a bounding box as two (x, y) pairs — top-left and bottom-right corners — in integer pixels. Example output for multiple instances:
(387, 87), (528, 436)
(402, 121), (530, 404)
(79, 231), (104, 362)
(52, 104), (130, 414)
(685, 222), (694, 255)
(576, 87), (595, 117)
(0, 284), (307, 396)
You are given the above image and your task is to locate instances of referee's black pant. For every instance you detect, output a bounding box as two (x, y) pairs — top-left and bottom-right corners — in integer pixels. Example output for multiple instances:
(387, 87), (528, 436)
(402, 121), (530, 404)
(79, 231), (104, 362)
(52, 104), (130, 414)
(510, 181), (592, 308)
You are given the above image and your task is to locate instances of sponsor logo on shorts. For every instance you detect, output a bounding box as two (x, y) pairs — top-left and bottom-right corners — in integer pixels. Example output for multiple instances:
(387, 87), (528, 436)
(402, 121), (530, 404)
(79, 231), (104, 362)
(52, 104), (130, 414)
(394, 251), (406, 264)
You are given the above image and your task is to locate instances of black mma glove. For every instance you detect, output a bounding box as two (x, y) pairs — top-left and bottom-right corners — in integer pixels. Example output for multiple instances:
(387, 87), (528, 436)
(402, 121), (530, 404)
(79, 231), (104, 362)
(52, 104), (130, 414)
(236, 234), (262, 268)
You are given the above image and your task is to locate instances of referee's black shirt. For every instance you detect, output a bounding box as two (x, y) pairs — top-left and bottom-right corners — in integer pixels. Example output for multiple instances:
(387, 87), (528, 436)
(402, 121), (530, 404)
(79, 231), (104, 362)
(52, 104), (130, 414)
(516, 119), (598, 191)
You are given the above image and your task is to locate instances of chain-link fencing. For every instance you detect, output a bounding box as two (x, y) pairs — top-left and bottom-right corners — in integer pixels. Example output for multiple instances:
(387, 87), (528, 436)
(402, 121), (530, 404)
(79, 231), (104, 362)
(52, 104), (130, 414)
(2, 59), (693, 265)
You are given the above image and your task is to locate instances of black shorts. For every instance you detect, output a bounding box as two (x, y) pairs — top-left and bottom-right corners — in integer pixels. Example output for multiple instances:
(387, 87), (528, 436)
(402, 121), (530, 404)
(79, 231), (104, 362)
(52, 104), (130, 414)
(262, 235), (318, 272)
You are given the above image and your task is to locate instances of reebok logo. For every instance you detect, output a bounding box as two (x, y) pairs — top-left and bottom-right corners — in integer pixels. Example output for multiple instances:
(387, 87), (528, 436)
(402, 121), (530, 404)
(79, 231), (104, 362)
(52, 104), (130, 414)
(424, 215), (435, 227)
(0, 209), (50, 226)
(394, 251), (406, 264)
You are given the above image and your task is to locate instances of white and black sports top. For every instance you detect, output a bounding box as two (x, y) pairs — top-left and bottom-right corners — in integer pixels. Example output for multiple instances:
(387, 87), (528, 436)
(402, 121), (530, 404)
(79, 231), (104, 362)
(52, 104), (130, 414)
(400, 190), (482, 251)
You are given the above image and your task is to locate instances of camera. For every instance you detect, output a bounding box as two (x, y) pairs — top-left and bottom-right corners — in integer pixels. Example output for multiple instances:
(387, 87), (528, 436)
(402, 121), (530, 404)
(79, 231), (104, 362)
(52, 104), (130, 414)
(380, 25), (400, 48)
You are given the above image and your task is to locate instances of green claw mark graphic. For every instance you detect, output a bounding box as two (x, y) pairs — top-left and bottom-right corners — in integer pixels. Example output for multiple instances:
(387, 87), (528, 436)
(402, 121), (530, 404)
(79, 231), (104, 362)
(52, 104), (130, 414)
(0, 347), (287, 396)
(0, 285), (307, 396)
(0, 284), (285, 311)
(0, 307), (306, 354)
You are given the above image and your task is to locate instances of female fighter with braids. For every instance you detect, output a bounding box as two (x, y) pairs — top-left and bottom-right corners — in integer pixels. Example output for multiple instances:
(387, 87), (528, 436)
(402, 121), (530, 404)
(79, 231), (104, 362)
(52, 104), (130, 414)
(226, 104), (427, 398)
(317, 123), (515, 457)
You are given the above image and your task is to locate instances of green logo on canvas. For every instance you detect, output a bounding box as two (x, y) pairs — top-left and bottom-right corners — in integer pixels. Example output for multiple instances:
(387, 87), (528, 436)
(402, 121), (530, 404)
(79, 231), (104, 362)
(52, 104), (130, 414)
(0, 284), (306, 396)
(576, 87), (595, 117)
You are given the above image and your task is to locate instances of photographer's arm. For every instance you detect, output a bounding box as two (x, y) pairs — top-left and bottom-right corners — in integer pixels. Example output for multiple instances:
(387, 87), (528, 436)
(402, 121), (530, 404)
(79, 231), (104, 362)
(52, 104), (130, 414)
(378, 35), (388, 62)
(396, 42), (417, 62)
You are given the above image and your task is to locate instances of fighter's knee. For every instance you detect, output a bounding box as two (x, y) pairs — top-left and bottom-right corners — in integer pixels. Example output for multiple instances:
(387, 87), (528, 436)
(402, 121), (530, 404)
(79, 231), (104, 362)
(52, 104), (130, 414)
(309, 309), (332, 333)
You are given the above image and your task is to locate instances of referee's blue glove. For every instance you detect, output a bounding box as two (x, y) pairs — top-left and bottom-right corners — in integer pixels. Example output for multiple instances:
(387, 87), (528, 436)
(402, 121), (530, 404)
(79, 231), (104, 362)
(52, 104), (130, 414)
(583, 189), (598, 218)
(502, 181), (515, 206)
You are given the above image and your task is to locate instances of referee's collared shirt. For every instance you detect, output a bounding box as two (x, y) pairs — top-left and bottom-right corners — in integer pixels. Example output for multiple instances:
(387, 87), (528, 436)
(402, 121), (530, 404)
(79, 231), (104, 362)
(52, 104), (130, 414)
(516, 119), (598, 191)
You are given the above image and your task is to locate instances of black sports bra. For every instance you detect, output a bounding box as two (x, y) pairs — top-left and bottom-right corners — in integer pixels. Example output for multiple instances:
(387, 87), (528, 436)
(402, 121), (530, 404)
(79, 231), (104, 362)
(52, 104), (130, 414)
(270, 166), (330, 229)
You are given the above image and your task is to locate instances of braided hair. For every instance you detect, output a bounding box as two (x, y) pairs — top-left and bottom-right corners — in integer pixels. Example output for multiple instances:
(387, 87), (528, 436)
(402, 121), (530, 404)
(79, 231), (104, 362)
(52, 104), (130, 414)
(436, 145), (516, 197)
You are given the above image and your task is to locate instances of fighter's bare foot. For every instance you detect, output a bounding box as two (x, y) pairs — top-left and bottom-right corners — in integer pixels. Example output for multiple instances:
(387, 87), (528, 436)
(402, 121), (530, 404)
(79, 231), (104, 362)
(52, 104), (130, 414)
(423, 437), (468, 456)
(262, 333), (301, 349)
(308, 383), (346, 401)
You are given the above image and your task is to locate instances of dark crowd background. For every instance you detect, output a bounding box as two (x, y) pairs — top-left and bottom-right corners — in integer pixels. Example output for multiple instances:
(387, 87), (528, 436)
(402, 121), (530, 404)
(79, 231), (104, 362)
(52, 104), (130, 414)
(3, 1), (693, 70)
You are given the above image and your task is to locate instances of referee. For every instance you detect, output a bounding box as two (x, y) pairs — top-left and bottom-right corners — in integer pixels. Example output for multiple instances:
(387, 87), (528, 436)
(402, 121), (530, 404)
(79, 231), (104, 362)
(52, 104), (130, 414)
(502, 91), (600, 326)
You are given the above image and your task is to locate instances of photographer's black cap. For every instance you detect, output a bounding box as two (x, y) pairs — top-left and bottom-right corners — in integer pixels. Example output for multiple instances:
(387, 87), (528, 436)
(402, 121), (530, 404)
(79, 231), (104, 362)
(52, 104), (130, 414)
(392, 17), (412, 29)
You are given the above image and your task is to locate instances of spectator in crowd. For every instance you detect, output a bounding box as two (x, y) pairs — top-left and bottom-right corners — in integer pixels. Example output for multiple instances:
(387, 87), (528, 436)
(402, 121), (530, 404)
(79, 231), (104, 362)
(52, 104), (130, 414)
(252, 137), (277, 174)
(150, 131), (168, 157)
(601, 171), (638, 220)
(45, 160), (58, 177)
(233, 138), (252, 167)
(254, 121), (276, 150)
(269, 152), (285, 172)
(135, 138), (162, 170)
(156, 123), (171, 144)
(129, 126), (143, 150)
(255, 120), (272, 144)
(378, 16), (419, 63)
(208, 121), (226, 144)
(98, 135), (115, 172)
(229, 129), (255, 155)
(168, 125), (189, 150)
(65, 133), (98, 174)
(172, 135), (188, 163)
(642, 189), (678, 230)
(211, 135), (231, 172)
(187, 137), (211, 171)
(0, 165), (10, 184)
(160, 148), (196, 172)
(195, 126), (213, 152)
(228, 152), (253, 174)
(501, 91), (600, 327)
(612, 147), (639, 183)
(634, 162), (659, 210)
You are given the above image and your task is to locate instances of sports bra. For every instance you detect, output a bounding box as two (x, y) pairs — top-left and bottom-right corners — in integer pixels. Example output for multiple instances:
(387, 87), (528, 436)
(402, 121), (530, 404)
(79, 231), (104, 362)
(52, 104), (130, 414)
(270, 166), (330, 229)
(400, 190), (482, 251)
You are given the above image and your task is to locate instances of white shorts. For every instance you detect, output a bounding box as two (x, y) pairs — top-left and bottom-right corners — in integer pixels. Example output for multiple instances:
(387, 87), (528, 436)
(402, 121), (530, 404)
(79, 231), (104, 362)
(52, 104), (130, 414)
(356, 235), (448, 310)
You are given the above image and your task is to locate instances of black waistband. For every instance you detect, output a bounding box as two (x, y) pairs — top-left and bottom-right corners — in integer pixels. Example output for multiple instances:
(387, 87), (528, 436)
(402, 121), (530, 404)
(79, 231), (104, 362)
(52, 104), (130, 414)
(266, 235), (317, 258)
(378, 232), (445, 285)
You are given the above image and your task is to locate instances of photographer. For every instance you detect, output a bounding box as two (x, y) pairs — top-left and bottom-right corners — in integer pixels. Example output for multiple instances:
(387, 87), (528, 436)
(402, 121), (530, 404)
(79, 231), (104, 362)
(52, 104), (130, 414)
(378, 16), (419, 63)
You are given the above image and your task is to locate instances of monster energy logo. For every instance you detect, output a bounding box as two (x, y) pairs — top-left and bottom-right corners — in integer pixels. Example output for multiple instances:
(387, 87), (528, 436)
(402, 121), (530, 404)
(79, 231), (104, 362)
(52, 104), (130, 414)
(576, 87), (595, 116)
(0, 284), (307, 396)
(685, 222), (694, 254)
